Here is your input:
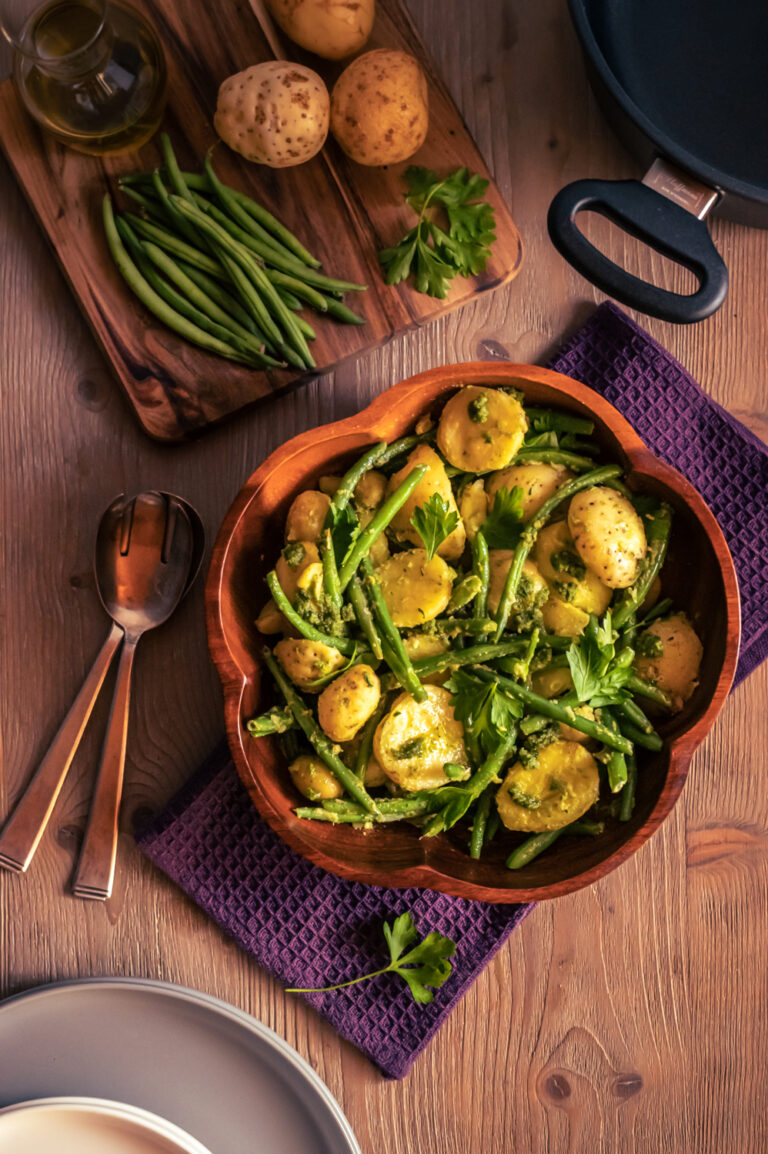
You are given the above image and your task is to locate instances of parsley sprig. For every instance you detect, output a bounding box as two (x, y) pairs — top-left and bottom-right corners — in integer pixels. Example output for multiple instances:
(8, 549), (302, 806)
(379, 166), (497, 298)
(566, 611), (635, 705)
(410, 493), (459, 559)
(286, 911), (456, 1005)
(480, 485), (525, 550)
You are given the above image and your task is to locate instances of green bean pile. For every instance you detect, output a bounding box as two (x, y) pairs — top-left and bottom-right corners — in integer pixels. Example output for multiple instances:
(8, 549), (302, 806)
(104, 135), (366, 372)
(246, 386), (703, 872)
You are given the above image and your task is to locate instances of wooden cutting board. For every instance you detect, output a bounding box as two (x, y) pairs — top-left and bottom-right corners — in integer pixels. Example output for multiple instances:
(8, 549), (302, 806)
(0, 0), (523, 442)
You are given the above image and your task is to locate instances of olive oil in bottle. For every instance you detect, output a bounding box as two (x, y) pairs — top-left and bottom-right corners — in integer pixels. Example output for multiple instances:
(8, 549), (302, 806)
(12, 0), (166, 154)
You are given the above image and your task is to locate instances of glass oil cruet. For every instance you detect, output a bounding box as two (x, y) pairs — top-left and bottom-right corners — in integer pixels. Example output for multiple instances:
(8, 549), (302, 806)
(1, 0), (167, 154)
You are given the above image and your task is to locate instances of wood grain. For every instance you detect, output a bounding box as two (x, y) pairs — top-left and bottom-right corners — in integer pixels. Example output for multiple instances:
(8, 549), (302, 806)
(2, 1), (768, 1151)
(206, 361), (740, 902)
(0, 0), (522, 442)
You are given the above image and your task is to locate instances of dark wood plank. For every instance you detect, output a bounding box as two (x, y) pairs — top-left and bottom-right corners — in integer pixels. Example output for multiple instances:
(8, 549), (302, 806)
(0, 0), (522, 441)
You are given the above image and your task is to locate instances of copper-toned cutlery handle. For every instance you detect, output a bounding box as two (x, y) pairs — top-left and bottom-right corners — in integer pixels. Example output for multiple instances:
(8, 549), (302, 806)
(0, 622), (124, 874)
(72, 636), (138, 900)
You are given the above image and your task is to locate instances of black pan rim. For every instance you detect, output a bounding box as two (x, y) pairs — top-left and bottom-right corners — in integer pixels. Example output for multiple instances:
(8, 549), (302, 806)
(568, 0), (768, 208)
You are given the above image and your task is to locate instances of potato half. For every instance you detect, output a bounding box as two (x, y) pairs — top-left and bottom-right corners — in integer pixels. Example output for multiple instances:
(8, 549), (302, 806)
(374, 685), (469, 791)
(386, 444), (466, 560)
(496, 741), (599, 833)
(437, 386), (528, 473)
(375, 548), (454, 627)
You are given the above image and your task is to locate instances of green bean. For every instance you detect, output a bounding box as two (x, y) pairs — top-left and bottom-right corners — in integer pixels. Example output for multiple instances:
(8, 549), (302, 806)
(353, 698), (389, 779)
(625, 672), (673, 709)
(637, 596), (674, 627)
(115, 219), (275, 367)
(324, 797), (428, 817)
(423, 727), (517, 836)
(524, 408), (595, 436)
(189, 191), (307, 284)
(125, 213), (223, 278)
(338, 466), (426, 588)
(265, 571), (356, 656)
(320, 296), (366, 325)
(151, 166), (199, 244)
(618, 696), (659, 738)
(513, 448), (595, 470)
(410, 640), (534, 679)
(484, 809), (501, 846)
(215, 247), (287, 355)
(519, 713), (554, 736)
(118, 184), (166, 216)
(619, 756), (637, 821)
(603, 709), (628, 793)
(471, 664), (633, 752)
(469, 789), (493, 859)
(103, 198), (260, 367)
(175, 260), (266, 340)
(471, 531), (490, 619)
(374, 433), (433, 470)
(568, 819), (606, 836)
(360, 557), (426, 702)
(267, 269), (328, 312)
(347, 575), (384, 661)
(320, 528), (342, 616)
(613, 504), (672, 628)
(295, 807), (416, 824)
(446, 574), (482, 612)
(493, 464), (622, 640)
(180, 169), (322, 268)
(291, 313), (316, 341)
(618, 719), (663, 752)
(275, 285), (303, 311)
(262, 648), (378, 814)
(329, 441), (387, 516)
(432, 617), (497, 637)
(246, 707), (296, 737)
(506, 830), (562, 869)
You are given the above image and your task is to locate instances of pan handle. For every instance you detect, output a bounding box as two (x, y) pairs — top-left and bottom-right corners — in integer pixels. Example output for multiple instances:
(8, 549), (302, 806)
(547, 177), (728, 323)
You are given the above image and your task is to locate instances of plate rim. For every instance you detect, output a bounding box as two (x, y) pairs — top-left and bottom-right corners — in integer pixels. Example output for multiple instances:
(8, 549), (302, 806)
(0, 977), (361, 1154)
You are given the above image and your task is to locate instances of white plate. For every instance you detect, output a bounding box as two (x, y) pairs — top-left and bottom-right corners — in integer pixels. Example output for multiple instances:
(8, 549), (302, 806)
(0, 1097), (214, 1154)
(0, 979), (360, 1154)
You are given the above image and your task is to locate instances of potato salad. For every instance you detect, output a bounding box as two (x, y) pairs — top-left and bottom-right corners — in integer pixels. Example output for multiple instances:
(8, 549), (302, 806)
(248, 385), (704, 870)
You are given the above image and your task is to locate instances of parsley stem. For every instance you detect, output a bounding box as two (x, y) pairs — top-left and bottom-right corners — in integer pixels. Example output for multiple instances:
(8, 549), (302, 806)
(286, 965), (393, 994)
(493, 464), (623, 641)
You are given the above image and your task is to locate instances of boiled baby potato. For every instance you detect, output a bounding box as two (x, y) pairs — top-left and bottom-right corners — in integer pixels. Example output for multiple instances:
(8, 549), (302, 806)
(285, 490), (331, 542)
(330, 49), (428, 166)
(255, 597), (286, 634)
(403, 632), (450, 685)
(386, 444), (465, 560)
(354, 469), (387, 509)
(568, 486), (647, 589)
(486, 462), (572, 522)
(437, 386), (528, 473)
(215, 61), (329, 167)
(317, 663), (381, 743)
(274, 540), (321, 602)
(357, 505), (390, 566)
(374, 685), (469, 791)
(375, 548), (454, 628)
(274, 637), (347, 691)
(496, 741), (599, 833)
(540, 595), (590, 637)
(633, 613), (703, 711)
(487, 554), (547, 618)
(531, 666), (574, 699)
(265, 0), (374, 60)
(289, 754), (343, 801)
(534, 521), (612, 615)
(559, 705), (596, 744)
(458, 478), (488, 542)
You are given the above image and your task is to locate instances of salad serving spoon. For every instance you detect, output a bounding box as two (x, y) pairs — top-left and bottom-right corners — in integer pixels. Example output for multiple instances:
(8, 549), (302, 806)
(0, 492), (203, 888)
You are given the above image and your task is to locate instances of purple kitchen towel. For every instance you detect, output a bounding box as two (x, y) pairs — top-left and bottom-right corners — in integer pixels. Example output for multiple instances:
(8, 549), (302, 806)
(548, 302), (767, 684)
(138, 302), (768, 1080)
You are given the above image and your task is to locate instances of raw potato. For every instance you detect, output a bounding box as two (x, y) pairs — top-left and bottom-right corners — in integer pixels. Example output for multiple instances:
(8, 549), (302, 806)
(486, 462), (573, 522)
(274, 637), (347, 691)
(374, 685), (469, 791)
(487, 554), (547, 617)
(375, 548), (454, 627)
(317, 663), (381, 742)
(633, 613), (703, 710)
(496, 741), (600, 833)
(265, 0), (375, 60)
(458, 478), (488, 542)
(215, 61), (329, 167)
(289, 754), (343, 801)
(386, 444), (466, 560)
(330, 49), (428, 166)
(568, 486), (647, 589)
(274, 540), (321, 602)
(437, 386), (528, 473)
(285, 490), (331, 542)
(534, 521), (612, 614)
(403, 632), (450, 685)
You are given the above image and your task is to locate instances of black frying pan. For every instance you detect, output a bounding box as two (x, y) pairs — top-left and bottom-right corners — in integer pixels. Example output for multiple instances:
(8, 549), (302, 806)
(547, 0), (768, 323)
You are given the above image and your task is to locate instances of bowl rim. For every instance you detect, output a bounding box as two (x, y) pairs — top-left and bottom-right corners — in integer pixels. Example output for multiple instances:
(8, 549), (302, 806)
(205, 361), (741, 901)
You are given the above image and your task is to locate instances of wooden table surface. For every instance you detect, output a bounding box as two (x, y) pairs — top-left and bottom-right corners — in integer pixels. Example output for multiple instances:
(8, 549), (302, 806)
(2, 1), (766, 1149)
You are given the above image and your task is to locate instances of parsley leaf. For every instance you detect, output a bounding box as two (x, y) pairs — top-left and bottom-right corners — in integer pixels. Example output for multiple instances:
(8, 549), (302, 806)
(328, 503), (359, 568)
(480, 485), (525, 550)
(285, 911), (456, 1006)
(566, 611), (634, 704)
(379, 166), (497, 298)
(446, 668), (522, 759)
(410, 492), (459, 559)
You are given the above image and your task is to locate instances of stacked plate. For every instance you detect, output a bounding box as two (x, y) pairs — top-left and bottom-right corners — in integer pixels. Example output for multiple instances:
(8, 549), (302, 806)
(0, 979), (360, 1154)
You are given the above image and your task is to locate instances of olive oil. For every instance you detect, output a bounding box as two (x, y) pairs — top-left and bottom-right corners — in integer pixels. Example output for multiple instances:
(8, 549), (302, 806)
(14, 0), (166, 154)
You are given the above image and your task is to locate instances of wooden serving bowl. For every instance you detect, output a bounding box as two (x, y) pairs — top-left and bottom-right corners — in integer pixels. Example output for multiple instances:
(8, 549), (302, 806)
(206, 364), (740, 902)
